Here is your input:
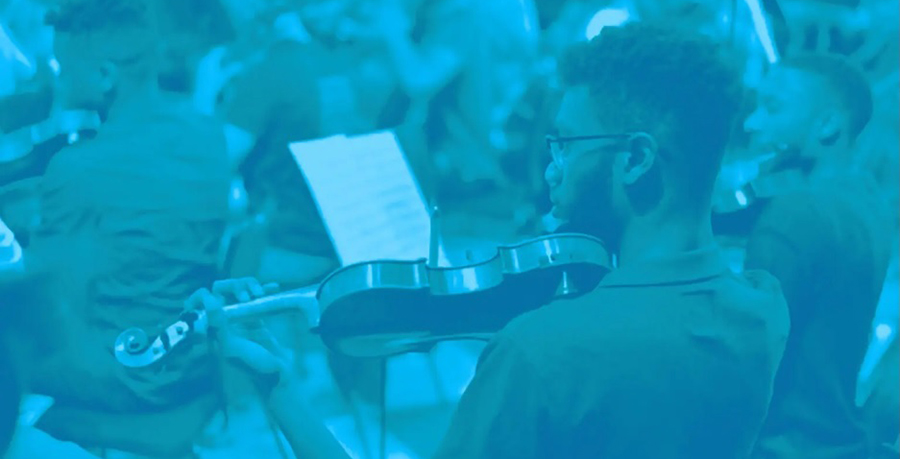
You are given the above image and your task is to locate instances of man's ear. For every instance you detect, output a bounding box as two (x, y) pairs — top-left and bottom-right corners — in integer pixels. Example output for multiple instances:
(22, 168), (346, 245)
(97, 60), (118, 94)
(620, 132), (658, 185)
(815, 110), (843, 146)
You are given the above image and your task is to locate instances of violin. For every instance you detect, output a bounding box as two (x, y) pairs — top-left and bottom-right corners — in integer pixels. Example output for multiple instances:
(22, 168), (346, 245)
(114, 232), (612, 366)
(314, 232), (612, 357)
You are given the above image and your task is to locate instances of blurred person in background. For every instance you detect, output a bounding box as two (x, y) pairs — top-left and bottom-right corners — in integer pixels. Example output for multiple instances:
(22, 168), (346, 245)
(741, 53), (892, 459)
(214, 0), (340, 288)
(23, 0), (231, 453)
(353, 0), (539, 203)
(155, 0), (237, 104)
(0, 0), (55, 96)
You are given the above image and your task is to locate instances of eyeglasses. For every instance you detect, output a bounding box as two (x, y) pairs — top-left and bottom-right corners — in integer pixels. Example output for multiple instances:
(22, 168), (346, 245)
(545, 133), (633, 164)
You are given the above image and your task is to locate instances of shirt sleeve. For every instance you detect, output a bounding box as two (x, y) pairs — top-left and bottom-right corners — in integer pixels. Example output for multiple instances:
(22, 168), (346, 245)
(744, 194), (825, 329)
(433, 334), (550, 459)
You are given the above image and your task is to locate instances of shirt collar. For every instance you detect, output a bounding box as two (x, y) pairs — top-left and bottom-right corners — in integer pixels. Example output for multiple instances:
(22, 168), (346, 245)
(600, 245), (729, 288)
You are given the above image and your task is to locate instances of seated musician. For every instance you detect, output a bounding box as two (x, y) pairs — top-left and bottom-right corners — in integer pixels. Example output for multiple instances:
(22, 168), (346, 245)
(218, 1), (339, 287)
(740, 54), (893, 459)
(23, 0), (231, 449)
(216, 23), (791, 458)
(371, 0), (537, 192)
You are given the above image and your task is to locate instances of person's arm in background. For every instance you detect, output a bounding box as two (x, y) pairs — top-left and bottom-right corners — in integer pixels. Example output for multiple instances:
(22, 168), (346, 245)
(744, 194), (822, 328)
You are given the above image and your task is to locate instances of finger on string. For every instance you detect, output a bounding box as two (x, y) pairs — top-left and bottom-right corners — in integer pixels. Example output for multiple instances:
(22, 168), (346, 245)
(234, 278), (254, 303)
(198, 288), (224, 312)
(211, 279), (233, 298)
(212, 278), (251, 303)
(262, 282), (280, 295)
(184, 288), (216, 313)
(246, 278), (266, 299)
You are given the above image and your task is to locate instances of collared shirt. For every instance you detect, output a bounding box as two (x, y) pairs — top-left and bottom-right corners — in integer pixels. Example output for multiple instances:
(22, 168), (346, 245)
(29, 100), (231, 408)
(747, 176), (892, 459)
(435, 246), (789, 459)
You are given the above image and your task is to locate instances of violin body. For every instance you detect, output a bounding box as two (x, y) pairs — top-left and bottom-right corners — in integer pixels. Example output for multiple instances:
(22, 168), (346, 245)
(314, 233), (612, 358)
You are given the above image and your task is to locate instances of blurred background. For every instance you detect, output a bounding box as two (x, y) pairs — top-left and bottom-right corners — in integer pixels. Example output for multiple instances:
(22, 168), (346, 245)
(0, 0), (897, 458)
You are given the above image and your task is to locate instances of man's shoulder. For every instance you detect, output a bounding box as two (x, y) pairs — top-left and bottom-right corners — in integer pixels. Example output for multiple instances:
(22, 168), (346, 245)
(761, 177), (891, 252)
(766, 177), (883, 222)
(728, 267), (791, 334)
(43, 138), (111, 182)
(753, 186), (836, 250)
(496, 290), (635, 359)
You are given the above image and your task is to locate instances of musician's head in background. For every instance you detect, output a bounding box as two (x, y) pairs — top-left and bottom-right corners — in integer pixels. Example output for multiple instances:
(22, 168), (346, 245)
(45, 0), (161, 115)
(743, 53), (873, 175)
(546, 23), (740, 251)
(155, 0), (236, 94)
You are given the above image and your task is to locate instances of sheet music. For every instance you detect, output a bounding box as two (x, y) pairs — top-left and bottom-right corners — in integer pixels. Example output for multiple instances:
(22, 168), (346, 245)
(289, 131), (447, 266)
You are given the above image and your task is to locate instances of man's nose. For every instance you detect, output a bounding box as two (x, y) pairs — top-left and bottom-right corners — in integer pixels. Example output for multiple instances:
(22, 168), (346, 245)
(545, 161), (562, 187)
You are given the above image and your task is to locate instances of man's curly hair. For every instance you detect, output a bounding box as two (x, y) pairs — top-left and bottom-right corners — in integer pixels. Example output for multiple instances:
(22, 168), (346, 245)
(560, 23), (742, 198)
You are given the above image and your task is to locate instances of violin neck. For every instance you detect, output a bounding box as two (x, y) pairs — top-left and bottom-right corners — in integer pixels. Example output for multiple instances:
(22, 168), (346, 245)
(220, 287), (320, 326)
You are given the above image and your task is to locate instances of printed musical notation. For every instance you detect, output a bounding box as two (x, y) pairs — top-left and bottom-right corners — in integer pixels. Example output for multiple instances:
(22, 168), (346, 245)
(289, 131), (447, 266)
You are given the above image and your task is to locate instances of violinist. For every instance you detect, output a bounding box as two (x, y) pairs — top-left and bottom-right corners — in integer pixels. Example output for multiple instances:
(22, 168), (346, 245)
(221, 24), (790, 459)
(741, 54), (893, 459)
(24, 0), (231, 449)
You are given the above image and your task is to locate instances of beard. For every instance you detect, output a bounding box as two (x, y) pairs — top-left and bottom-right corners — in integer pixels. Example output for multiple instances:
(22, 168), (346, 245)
(564, 159), (622, 250)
